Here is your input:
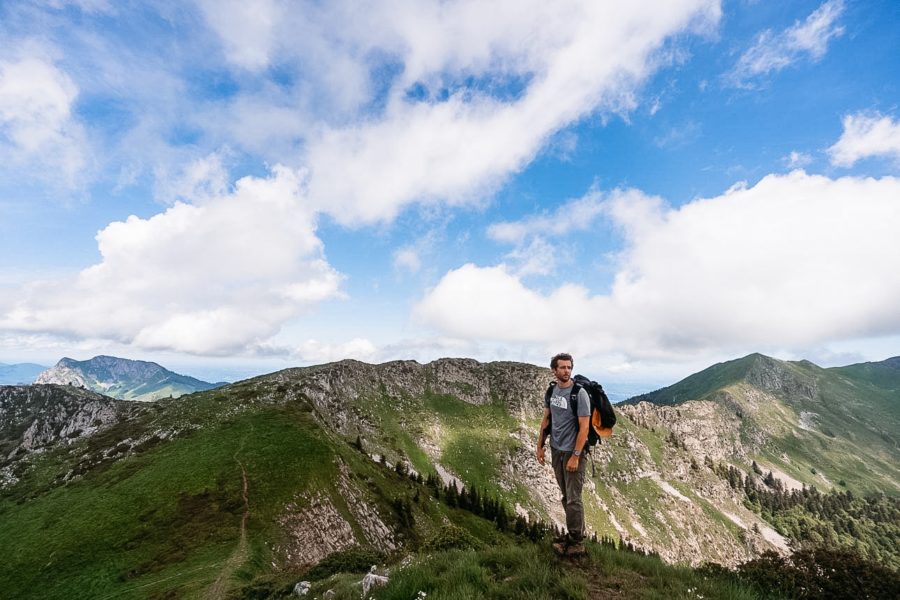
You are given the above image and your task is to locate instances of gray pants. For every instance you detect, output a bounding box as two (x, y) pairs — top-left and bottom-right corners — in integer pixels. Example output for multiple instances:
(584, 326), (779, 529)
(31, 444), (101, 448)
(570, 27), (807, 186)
(551, 447), (586, 542)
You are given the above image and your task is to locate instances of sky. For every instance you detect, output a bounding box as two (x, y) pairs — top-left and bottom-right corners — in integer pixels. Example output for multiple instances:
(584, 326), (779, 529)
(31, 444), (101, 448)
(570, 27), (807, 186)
(1, 0), (899, 395)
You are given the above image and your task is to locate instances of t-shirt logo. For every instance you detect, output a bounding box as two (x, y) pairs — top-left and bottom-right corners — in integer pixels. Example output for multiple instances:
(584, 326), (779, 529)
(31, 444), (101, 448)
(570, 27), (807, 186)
(550, 395), (568, 410)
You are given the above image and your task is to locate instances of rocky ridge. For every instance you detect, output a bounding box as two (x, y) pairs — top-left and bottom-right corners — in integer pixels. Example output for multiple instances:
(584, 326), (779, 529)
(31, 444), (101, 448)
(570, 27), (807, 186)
(253, 358), (796, 566)
(0, 384), (129, 458)
(3, 354), (896, 574)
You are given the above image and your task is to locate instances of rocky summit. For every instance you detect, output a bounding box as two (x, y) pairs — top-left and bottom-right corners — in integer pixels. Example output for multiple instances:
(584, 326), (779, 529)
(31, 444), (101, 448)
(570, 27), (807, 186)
(35, 355), (223, 401)
(1, 353), (897, 598)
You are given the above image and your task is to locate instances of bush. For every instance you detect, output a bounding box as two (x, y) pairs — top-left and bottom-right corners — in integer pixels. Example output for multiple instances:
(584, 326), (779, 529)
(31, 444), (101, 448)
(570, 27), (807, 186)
(736, 547), (900, 599)
(304, 547), (385, 581)
(422, 524), (481, 552)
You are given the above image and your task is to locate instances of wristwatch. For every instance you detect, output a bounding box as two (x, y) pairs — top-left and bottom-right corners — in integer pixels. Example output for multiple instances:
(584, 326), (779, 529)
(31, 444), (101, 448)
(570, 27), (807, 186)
(573, 449), (582, 457)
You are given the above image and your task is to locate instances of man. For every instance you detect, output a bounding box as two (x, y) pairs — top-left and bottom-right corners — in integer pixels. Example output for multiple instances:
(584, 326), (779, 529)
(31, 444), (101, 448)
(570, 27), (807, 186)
(536, 352), (590, 556)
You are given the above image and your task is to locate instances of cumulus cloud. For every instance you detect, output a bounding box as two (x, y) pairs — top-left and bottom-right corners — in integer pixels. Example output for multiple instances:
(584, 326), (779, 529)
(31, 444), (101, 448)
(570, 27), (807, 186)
(829, 112), (900, 167)
(197, 0), (280, 71)
(0, 166), (343, 355)
(0, 52), (88, 186)
(487, 188), (646, 276)
(298, 0), (721, 224)
(154, 151), (232, 205)
(784, 151), (813, 168)
(415, 172), (900, 360)
(294, 337), (377, 363)
(728, 0), (844, 86)
(1, 1), (724, 358)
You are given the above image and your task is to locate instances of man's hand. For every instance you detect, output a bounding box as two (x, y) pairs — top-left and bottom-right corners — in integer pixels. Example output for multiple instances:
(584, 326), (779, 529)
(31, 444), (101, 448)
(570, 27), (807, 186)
(536, 444), (545, 465)
(566, 454), (580, 472)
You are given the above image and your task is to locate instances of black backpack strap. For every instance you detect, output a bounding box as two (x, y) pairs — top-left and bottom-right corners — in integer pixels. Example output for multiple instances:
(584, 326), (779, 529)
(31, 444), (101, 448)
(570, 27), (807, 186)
(541, 382), (555, 444)
(569, 383), (583, 418)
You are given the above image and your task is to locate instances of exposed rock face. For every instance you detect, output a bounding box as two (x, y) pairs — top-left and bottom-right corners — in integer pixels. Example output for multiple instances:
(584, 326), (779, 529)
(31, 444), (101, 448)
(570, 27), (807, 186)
(621, 400), (747, 462)
(269, 358), (550, 437)
(744, 355), (818, 402)
(0, 384), (133, 459)
(276, 491), (359, 568)
(275, 463), (398, 569)
(335, 461), (398, 552)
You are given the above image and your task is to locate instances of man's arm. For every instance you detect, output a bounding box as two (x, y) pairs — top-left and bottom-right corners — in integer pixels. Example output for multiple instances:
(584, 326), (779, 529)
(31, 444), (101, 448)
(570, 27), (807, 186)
(566, 415), (590, 472)
(536, 408), (551, 465)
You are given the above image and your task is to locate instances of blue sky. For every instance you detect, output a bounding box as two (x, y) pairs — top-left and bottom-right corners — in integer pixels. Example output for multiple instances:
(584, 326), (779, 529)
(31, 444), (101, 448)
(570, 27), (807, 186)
(1, 0), (899, 394)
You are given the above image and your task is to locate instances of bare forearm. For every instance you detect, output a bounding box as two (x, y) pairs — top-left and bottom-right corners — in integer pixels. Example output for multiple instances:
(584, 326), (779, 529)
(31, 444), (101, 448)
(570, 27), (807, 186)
(537, 416), (550, 447)
(574, 416), (589, 452)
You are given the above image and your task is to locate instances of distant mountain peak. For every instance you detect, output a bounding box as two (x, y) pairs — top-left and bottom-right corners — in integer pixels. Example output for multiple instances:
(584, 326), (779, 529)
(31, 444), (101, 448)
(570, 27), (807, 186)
(35, 355), (221, 401)
(0, 362), (48, 385)
(625, 352), (818, 407)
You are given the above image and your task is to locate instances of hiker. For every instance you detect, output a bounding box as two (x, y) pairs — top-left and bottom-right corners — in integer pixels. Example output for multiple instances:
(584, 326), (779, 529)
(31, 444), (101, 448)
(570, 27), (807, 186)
(536, 352), (590, 556)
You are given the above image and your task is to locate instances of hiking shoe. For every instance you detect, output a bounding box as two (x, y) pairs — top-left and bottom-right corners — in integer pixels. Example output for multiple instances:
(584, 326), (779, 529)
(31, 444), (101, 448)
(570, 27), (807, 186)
(552, 539), (586, 556)
(564, 542), (586, 556)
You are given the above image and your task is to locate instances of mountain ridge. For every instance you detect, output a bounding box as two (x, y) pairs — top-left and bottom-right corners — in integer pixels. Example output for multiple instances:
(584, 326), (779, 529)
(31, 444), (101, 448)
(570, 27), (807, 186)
(34, 355), (223, 401)
(0, 362), (47, 385)
(1, 353), (897, 598)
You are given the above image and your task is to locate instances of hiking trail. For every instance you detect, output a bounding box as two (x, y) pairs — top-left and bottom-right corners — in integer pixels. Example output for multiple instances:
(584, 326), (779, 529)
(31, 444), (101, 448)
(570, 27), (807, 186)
(203, 430), (252, 599)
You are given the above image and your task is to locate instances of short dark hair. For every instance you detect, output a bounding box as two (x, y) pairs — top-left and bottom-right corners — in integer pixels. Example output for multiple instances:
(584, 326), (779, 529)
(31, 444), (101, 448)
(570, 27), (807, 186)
(550, 352), (573, 369)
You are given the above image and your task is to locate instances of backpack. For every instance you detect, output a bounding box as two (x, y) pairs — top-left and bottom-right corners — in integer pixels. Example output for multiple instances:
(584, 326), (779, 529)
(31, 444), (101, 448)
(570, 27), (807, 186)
(543, 374), (616, 448)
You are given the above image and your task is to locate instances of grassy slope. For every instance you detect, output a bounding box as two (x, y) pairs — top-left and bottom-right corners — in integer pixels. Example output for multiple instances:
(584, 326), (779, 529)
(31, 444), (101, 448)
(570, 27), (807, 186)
(361, 386), (528, 506)
(302, 538), (766, 600)
(626, 355), (761, 406)
(0, 385), (413, 599)
(626, 354), (899, 493)
(0, 385), (769, 600)
(3, 355), (895, 598)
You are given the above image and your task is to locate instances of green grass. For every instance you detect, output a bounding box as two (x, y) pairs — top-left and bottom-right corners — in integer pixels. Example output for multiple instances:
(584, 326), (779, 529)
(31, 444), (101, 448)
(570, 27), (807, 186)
(302, 538), (767, 600)
(0, 402), (347, 599)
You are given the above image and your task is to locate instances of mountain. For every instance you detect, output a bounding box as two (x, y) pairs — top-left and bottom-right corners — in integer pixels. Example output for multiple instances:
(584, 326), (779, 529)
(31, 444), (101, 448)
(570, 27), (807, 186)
(0, 362), (47, 385)
(34, 355), (224, 401)
(1, 355), (897, 598)
(624, 353), (900, 493)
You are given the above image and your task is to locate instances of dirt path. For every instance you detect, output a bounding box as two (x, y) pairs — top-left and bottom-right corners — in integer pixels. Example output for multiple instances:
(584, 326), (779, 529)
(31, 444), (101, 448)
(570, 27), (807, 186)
(203, 441), (252, 599)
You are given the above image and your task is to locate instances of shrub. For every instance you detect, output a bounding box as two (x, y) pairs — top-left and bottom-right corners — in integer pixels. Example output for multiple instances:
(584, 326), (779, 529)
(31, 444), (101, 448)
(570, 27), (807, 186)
(423, 524), (481, 552)
(304, 547), (385, 581)
(736, 547), (900, 599)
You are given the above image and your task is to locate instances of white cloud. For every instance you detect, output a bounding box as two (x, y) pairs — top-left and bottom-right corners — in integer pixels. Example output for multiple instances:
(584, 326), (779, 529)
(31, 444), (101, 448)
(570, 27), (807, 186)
(487, 188), (645, 276)
(298, 0), (721, 224)
(784, 151), (813, 168)
(728, 0), (844, 86)
(0, 52), (88, 187)
(415, 171), (900, 360)
(393, 247), (422, 274)
(154, 150), (232, 205)
(488, 189), (607, 245)
(829, 112), (900, 167)
(294, 337), (378, 363)
(7, 1), (722, 213)
(1, 1), (725, 362)
(0, 166), (344, 355)
(197, 0), (280, 70)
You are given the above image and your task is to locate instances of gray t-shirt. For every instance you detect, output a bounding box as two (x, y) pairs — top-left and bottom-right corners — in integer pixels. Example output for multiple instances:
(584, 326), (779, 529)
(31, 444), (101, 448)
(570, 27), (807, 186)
(545, 383), (590, 452)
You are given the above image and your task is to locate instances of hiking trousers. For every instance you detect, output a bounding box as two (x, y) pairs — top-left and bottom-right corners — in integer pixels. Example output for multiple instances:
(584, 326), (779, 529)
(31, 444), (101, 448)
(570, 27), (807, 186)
(550, 447), (586, 542)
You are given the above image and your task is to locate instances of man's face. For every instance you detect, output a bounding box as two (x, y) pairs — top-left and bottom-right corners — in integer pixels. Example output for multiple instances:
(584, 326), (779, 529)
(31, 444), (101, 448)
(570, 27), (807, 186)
(553, 359), (573, 383)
